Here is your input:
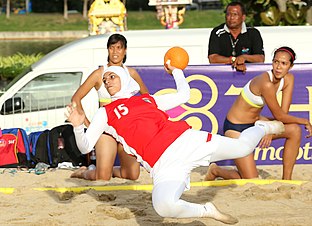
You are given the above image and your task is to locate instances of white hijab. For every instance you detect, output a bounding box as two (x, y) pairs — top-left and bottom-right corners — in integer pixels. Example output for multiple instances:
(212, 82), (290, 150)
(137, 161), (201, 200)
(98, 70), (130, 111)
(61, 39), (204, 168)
(103, 66), (140, 101)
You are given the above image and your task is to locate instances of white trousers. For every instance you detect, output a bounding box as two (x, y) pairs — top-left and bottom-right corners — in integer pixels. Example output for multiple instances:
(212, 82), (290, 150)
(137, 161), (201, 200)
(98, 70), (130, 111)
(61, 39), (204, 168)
(151, 126), (265, 218)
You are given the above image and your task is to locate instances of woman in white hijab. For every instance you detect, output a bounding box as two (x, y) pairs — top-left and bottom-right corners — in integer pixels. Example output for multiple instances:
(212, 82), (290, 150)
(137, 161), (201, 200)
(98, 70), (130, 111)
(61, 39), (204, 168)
(67, 63), (284, 224)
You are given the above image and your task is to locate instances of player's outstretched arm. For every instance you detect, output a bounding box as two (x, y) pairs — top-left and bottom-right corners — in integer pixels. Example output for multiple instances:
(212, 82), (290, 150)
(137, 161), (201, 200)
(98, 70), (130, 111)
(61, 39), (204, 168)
(66, 102), (108, 155)
(154, 62), (190, 111)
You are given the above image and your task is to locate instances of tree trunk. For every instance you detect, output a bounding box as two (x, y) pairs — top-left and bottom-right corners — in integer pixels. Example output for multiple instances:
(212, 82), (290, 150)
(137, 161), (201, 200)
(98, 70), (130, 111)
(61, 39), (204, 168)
(122, 0), (127, 30)
(64, 0), (68, 20)
(25, 0), (29, 14)
(82, 0), (88, 19)
(6, 0), (10, 19)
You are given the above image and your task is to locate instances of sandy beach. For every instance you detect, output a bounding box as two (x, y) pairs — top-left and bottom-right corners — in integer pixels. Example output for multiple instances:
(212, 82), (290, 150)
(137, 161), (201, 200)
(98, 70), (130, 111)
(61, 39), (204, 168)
(1, 164), (312, 226)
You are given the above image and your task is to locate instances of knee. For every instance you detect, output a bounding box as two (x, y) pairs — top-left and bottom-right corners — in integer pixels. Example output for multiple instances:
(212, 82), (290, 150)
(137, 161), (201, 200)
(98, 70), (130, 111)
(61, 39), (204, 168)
(120, 165), (140, 180)
(237, 143), (255, 159)
(96, 174), (112, 181)
(129, 171), (140, 180)
(286, 124), (301, 140)
(120, 170), (140, 180)
(96, 168), (113, 181)
(152, 197), (176, 217)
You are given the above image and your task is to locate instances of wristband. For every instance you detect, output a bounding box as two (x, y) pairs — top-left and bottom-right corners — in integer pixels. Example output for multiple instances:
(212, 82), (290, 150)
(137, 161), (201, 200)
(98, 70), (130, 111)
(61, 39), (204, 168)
(230, 56), (236, 64)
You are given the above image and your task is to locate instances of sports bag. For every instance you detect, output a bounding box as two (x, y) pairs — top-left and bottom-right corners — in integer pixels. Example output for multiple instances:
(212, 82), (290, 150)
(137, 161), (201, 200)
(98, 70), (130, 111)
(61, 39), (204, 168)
(28, 124), (87, 168)
(49, 124), (87, 167)
(28, 130), (51, 165)
(0, 128), (31, 167)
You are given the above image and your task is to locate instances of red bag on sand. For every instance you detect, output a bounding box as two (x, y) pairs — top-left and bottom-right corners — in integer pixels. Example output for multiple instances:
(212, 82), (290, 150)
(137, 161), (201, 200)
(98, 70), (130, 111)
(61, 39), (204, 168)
(0, 128), (29, 168)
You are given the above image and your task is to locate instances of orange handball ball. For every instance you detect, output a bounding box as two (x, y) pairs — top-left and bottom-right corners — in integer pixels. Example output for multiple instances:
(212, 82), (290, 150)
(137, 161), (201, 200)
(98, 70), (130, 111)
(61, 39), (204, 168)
(164, 46), (189, 70)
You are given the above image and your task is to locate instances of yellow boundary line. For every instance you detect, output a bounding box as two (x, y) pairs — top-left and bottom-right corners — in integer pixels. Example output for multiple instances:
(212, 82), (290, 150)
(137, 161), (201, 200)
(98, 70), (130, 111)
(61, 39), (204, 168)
(1, 179), (308, 194)
(0, 188), (15, 195)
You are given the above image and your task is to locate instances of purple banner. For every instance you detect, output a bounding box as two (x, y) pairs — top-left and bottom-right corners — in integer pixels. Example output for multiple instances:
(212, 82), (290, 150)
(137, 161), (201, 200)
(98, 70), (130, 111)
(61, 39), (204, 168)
(134, 63), (312, 166)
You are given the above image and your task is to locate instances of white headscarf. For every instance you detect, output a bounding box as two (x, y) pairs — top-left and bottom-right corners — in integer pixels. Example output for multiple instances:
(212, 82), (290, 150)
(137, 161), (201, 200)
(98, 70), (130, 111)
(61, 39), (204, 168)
(103, 66), (140, 101)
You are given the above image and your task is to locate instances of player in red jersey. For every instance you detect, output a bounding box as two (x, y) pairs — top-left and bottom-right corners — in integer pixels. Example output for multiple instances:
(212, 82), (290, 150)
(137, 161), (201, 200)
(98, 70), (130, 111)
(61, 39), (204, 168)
(66, 64), (284, 224)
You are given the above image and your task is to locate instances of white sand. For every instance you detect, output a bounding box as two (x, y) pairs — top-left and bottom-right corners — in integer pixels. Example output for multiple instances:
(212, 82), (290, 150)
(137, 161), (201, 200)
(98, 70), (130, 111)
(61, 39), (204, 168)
(0, 164), (311, 226)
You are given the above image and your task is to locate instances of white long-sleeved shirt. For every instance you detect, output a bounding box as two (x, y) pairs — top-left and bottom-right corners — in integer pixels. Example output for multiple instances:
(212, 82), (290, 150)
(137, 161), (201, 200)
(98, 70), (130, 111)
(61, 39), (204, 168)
(74, 68), (190, 167)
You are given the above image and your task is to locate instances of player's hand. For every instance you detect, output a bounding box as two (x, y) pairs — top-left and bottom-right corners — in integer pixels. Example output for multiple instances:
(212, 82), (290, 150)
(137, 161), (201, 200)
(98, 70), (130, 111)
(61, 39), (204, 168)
(65, 101), (85, 127)
(305, 122), (312, 138)
(164, 59), (178, 75)
(258, 134), (272, 148)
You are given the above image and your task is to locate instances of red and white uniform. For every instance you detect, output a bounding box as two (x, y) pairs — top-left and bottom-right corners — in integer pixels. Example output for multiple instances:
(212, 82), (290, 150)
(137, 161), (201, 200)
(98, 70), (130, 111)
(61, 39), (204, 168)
(73, 67), (266, 218)
(105, 94), (190, 169)
(74, 69), (191, 172)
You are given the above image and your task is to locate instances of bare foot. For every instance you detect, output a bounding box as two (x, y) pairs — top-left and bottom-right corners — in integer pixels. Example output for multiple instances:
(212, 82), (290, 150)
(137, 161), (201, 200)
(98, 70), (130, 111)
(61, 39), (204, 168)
(203, 202), (238, 225)
(70, 166), (88, 179)
(204, 163), (218, 181)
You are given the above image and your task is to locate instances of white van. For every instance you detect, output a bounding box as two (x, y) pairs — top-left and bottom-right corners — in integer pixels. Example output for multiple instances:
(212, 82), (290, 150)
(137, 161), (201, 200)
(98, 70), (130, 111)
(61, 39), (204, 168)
(0, 28), (212, 133)
(1, 27), (311, 133)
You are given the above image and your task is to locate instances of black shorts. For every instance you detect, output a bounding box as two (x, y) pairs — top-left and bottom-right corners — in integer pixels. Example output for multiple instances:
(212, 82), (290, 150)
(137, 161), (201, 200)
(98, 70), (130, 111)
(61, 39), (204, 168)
(223, 118), (254, 134)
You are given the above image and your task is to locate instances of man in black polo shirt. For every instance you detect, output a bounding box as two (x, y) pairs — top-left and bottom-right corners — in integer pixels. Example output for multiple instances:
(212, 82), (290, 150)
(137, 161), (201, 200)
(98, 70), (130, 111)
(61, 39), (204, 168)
(208, 2), (264, 72)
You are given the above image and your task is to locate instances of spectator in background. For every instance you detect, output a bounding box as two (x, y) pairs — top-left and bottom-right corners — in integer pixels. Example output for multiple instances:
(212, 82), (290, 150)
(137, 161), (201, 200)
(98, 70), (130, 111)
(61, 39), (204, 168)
(208, 1), (265, 73)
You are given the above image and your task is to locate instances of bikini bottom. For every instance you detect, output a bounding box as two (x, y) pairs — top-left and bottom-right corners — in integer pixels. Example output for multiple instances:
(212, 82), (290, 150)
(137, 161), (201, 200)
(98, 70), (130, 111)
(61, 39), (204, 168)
(223, 117), (254, 134)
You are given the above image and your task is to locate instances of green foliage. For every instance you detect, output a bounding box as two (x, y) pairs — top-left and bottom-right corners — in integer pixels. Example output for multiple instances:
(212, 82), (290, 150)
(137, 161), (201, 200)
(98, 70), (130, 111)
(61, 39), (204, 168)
(0, 53), (43, 80)
(0, 14), (88, 31)
(219, 0), (308, 26)
(220, 0), (231, 10)
(284, 2), (308, 25)
(126, 11), (163, 30)
(0, 10), (224, 32)
(260, 5), (281, 26)
(182, 10), (224, 28)
(127, 10), (224, 30)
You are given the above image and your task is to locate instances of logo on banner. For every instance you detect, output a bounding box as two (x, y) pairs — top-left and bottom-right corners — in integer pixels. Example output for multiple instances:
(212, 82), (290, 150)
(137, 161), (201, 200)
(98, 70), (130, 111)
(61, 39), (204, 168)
(150, 68), (312, 165)
(154, 74), (219, 133)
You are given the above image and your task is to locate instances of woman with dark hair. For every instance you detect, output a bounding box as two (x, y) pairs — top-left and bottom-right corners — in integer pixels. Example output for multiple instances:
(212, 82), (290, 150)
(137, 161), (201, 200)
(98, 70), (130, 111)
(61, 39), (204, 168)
(205, 46), (312, 181)
(71, 33), (148, 181)
(66, 63), (284, 223)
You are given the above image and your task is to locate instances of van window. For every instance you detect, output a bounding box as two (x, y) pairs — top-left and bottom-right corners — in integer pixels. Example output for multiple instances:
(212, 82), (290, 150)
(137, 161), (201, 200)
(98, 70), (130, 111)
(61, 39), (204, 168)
(1, 68), (32, 94)
(3, 72), (82, 115)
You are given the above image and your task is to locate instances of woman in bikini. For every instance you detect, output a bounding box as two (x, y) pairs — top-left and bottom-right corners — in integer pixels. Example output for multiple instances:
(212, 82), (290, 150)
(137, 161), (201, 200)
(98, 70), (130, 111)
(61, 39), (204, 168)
(205, 46), (312, 180)
(71, 33), (148, 180)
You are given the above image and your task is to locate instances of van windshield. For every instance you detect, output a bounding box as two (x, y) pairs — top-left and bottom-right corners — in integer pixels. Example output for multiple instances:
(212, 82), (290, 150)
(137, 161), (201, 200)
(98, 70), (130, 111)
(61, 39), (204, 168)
(0, 67), (32, 96)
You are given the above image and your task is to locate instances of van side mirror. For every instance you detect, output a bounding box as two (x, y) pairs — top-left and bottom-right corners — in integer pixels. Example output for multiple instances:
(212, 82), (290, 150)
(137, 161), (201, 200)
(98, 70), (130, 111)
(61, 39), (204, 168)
(0, 97), (25, 115)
